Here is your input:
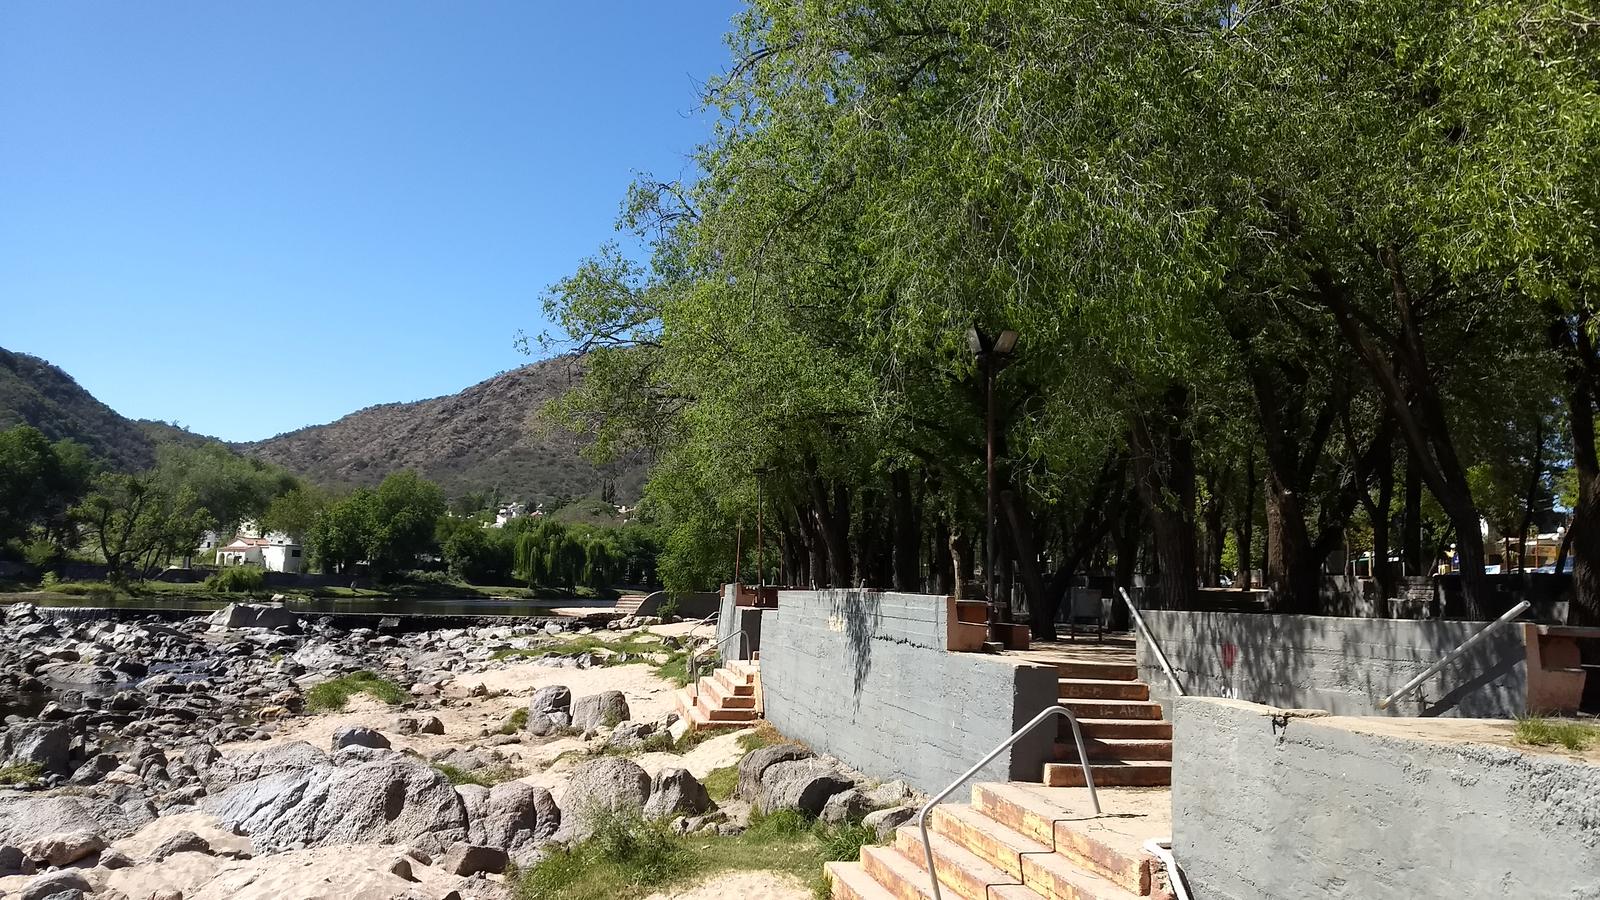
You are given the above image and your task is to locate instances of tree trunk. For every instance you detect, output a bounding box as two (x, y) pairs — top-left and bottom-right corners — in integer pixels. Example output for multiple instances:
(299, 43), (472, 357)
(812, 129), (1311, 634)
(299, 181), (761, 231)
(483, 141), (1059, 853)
(890, 470), (921, 591)
(808, 478), (852, 587)
(1237, 452), (1255, 589)
(1129, 386), (1199, 611)
(1403, 448), (1424, 575)
(949, 529), (973, 598)
(1001, 490), (1056, 640)
(1559, 314), (1600, 625)
(1370, 440), (1397, 600)
(1264, 477), (1323, 613)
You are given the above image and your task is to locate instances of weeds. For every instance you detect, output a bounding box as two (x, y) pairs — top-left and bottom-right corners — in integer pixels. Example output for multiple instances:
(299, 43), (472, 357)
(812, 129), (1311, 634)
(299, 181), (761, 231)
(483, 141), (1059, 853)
(305, 671), (407, 712)
(1514, 716), (1599, 752)
(0, 762), (44, 787)
(702, 765), (738, 801)
(498, 707), (530, 734)
(434, 763), (524, 787)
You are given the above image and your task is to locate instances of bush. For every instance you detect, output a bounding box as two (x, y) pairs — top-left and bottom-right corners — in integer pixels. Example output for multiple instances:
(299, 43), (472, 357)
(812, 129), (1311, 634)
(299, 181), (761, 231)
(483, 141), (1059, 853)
(305, 671), (408, 712)
(207, 566), (266, 593)
(498, 708), (530, 734)
(434, 763), (524, 787)
(655, 596), (680, 620)
(0, 762), (44, 787)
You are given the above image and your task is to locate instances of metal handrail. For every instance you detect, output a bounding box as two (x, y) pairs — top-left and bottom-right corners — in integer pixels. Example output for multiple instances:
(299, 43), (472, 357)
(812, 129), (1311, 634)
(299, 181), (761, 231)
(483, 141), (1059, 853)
(689, 628), (748, 700)
(1377, 600), (1530, 710)
(1119, 588), (1184, 697)
(917, 705), (1100, 900)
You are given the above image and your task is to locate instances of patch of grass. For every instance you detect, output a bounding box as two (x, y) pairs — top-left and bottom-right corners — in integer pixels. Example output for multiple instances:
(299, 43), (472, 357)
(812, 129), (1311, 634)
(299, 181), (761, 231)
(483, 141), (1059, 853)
(703, 765), (738, 802)
(493, 633), (662, 664)
(514, 807), (877, 900)
(305, 670), (408, 712)
(0, 762), (44, 787)
(498, 707), (530, 734)
(737, 722), (793, 754)
(1514, 716), (1600, 752)
(434, 763), (524, 787)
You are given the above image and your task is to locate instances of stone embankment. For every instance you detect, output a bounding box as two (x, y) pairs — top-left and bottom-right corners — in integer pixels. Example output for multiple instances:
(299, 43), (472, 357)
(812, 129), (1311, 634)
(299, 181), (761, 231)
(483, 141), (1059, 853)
(0, 602), (920, 899)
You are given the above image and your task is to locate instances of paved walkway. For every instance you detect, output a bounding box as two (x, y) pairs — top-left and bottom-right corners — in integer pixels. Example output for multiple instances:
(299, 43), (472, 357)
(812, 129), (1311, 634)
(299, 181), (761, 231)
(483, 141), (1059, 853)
(1009, 633), (1138, 668)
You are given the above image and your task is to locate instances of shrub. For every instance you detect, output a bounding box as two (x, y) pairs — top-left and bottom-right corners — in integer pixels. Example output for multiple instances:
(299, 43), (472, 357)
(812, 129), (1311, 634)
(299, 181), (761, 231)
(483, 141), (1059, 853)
(498, 707), (530, 734)
(655, 596), (680, 620)
(305, 671), (407, 712)
(1515, 716), (1599, 752)
(207, 566), (266, 593)
(0, 762), (44, 787)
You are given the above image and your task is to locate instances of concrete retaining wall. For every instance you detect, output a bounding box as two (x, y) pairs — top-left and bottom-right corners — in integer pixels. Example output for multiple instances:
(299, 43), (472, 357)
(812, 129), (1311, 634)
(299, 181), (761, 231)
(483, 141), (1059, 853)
(714, 584), (763, 661)
(1137, 609), (1527, 718)
(1173, 697), (1600, 899)
(761, 589), (1059, 794)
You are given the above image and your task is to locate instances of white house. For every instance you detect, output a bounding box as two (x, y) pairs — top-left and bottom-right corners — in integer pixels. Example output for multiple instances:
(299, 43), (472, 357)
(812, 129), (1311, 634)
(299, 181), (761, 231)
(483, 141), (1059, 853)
(216, 531), (304, 574)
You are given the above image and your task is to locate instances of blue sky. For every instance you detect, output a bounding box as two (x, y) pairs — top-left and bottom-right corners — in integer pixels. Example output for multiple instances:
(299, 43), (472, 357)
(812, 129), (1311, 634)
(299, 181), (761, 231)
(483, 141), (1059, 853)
(0, 2), (740, 442)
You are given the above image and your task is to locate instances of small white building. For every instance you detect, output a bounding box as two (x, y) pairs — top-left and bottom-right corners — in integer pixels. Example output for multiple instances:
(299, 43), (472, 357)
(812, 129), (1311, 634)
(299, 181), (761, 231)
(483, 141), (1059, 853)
(216, 532), (304, 574)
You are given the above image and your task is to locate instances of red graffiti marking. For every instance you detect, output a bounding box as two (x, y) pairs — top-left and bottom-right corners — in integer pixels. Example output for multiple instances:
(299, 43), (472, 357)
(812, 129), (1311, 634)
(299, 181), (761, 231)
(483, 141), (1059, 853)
(1221, 643), (1237, 669)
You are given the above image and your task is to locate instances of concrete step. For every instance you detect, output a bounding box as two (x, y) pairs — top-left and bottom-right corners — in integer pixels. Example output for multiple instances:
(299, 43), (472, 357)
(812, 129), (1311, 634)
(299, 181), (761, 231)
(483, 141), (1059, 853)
(825, 861), (898, 900)
(1053, 661), (1139, 681)
(1020, 847), (1148, 900)
(893, 825), (1039, 900)
(713, 668), (756, 695)
(955, 599), (989, 624)
(861, 841), (1036, 900)
(971, 782), (1153, 894)
(1074, 718), (1173, 740)
(1043, 761), (1172, 789)
(928, 803), (1048, 881)
(1054, 738), (1173, 762)
(1058, 699), (1165, 721)
(1058, 679), (1151, 701)
(701, 678), (757, 709)
(671, 688), (749, 730)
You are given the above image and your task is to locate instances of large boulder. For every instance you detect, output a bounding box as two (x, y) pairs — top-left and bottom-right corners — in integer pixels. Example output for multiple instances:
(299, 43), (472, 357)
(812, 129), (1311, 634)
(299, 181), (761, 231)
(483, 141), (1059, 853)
(569, 690), (630, 735)
(525, 685), (572, 736)
(1, 722), (72, 774)
(209, 603), (302, 632)
(22, 830), (106, 867)
(206, 752), (468, 854)
(820, 788), (873, 824)
(331, 726), (391, 751)
(736, 743), (813, 802)
(643, 768), (713, 820)
(475, 782), (559, 865)
(0, 788), (156, 846)
(18, 869), (92, 900)
(201, 741), (326, 791)
(755, 758), (855, 816)
(560, 756), (651, 839)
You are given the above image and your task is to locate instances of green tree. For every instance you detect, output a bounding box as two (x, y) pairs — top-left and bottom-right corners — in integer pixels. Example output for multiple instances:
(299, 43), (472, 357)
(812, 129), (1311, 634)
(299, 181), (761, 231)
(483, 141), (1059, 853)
(0, 425), (94, 554)
(73, 473), (211, 583)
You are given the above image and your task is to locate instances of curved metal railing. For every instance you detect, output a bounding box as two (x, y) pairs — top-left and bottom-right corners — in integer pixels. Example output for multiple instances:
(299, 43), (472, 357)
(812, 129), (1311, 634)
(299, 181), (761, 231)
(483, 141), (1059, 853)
(917, 705), (1100, 900)
(689, 628), (749, 700)
(1119, 587), (1185, 697)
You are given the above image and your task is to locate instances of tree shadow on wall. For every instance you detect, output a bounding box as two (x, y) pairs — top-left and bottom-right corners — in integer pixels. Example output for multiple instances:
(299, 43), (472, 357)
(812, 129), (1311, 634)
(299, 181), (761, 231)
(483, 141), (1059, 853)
(828, 589), (883, 704)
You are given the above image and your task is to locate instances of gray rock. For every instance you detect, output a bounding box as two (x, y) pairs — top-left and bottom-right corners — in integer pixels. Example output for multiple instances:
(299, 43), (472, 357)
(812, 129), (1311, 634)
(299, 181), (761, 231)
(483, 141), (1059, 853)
(441, 842), (508, 876)
(331, 726), (390, 751)
(865, 780), (913, 808)
(0, 788), (157, 846)
(23, 830), (106, 867)
(1, 722), (72, 774)
(210, 603), (302, 632)
(862, 806), (918, 841)
(455, 784), (490, 841)
(205, 752), (468, 854)
(528, 685), (571, 716)
(97, 848), (135, 869)
(201, 741), (325, 791)
(475, 782), (559, 865)
(569, 690), (630, 735)
(820, 788), (873, 824)
(38, 890), (87, 900)
(756, 758), (854, 816)
(149, 829), (212, 861)
(0, 844), (32, 876)
(643, 768), (713, 820)
(67, 754), (121, 786)
(561, 756), (651, 839)
(396, 715), (444, 736)
(606, 720), (655, 750)
(387, 855), (417, 881)
(19, 870), (92, 900)
(736, 743), (813, 802)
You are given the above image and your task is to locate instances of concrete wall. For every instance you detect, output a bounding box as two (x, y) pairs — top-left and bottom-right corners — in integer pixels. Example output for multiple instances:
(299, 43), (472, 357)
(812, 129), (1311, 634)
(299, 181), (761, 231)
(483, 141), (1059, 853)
(714, 584), (763, 661)
(1137, 609), (1527, 718)
(761, 588), (1060, 794)
(636, 590), (720, 620)
(1173, 697), (1600, 900)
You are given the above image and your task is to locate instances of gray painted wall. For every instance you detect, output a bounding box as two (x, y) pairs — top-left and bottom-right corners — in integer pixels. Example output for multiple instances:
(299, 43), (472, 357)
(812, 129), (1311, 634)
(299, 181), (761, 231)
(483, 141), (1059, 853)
(1173, 697), (1600, 900)
(636, 590), (720, 620)
(761, 589), (1060, 794)
(714, 584), (763, 661)
(1137, 609), (1527, 718)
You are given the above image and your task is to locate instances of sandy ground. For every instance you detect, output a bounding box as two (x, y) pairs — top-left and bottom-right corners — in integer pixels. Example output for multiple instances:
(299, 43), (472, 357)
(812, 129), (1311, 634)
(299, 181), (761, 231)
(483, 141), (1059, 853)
(643, 870), (813, 900)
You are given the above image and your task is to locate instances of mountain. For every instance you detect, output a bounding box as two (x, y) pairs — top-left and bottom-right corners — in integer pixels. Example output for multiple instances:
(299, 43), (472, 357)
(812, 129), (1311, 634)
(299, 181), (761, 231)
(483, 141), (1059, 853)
(242, 356), (647, 503)
(0, 347), (199, 470)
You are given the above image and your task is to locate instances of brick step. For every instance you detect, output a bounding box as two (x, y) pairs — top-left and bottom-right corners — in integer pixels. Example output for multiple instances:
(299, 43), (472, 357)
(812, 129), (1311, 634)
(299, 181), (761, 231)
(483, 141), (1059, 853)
(1074, 718), (1173, 741)
(1058, 699), (1164, 721)
(1052, 661), (1139, 681)
(955, 599), (989, 624)
(861, 841), (1036, 900)
(1053, 738), (1173, 762)
(972, 782), (1153, 894)
(713, 668), (756, 695)
(671, 688), (750, 730)
(1042, 761), (1172, 789)
(1058, 678), (1150, 701)
(701, 678), (757, 709)
(929, 806), (1144, 900)
(893, 825), (1040, 900)
(728, 660), (760, 679)
(825, 861), (898, 900)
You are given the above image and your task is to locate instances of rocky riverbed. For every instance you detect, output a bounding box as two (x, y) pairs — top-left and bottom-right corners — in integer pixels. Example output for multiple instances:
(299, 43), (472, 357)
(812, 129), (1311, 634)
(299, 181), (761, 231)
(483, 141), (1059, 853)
(0, 602), (920, 900)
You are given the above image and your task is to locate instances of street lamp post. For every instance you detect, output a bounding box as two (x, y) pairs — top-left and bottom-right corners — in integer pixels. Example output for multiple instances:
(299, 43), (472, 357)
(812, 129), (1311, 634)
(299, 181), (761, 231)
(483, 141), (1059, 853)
(969, 326), (1018, 646)
(754, 466), (772, 591)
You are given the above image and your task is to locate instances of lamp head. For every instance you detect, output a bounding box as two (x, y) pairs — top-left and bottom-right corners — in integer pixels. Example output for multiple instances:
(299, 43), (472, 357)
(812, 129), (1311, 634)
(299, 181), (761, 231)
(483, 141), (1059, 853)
(994, 329), (1019, 355)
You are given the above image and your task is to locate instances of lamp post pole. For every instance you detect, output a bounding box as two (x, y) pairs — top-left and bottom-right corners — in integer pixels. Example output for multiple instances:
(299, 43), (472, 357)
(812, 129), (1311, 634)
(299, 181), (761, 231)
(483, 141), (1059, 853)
(754, 467), (771, 591)
(969, 327), (1018, 647)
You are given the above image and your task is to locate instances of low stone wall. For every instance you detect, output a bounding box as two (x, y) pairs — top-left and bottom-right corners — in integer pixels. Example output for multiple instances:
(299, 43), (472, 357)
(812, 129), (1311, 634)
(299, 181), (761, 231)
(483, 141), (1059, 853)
(1137, 609), (1527, 718)
(761, 589), (1059, 794)
(1173, 697), (1600, 900)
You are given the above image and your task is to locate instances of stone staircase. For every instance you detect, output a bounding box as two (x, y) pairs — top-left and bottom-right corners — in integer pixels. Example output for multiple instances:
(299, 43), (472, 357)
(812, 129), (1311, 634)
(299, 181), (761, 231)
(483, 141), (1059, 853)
(1047, 659), (1171, 788)
(672, 658), (761, 732)
(826, 782), (1176, 900)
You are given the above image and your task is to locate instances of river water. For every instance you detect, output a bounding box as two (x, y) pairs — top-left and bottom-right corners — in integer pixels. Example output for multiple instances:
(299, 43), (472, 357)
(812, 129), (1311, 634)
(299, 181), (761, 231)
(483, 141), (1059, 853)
(2, 594), (617, 618)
